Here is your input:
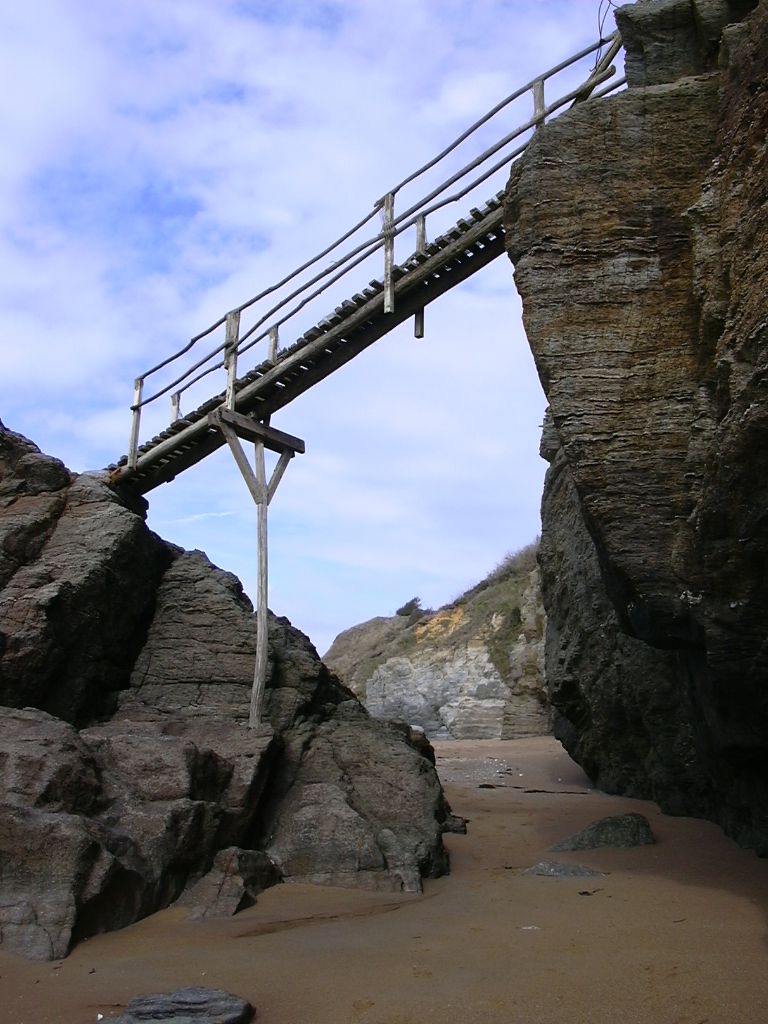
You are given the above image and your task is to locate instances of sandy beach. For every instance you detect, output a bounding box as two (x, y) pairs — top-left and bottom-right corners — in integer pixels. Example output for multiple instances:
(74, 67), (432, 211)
(2, 737), (767, 1024)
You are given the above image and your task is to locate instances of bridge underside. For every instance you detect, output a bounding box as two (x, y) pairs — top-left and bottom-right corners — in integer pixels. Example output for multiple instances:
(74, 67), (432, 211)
(110, 194), (507, 496)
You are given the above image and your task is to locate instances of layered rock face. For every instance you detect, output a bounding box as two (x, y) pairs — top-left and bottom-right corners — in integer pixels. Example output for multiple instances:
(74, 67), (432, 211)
(0, 422), (456, 960)
(324, 552), (550, 740)
(505, 0), (768, 849)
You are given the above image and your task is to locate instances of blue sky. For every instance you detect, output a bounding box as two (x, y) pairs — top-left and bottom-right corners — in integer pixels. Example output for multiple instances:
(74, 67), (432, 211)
(0, 0), (623, 654)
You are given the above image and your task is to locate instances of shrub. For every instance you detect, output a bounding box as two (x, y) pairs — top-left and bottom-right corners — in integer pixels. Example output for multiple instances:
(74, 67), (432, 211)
(396, 597), (422, 617)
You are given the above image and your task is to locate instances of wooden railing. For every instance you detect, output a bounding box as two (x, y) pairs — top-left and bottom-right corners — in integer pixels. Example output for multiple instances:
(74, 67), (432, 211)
(123, 31), (625, 472)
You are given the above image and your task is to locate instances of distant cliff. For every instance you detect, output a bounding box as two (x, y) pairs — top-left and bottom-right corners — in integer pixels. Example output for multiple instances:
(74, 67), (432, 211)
(324, 545), (550, 740)
(505, 0), (768, 851)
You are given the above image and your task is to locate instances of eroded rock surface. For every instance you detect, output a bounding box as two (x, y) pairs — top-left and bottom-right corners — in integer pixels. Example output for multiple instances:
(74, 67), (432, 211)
(0, 423), (454, 960)
(324, 551), (549, 740)
(505, 0), (768, 849)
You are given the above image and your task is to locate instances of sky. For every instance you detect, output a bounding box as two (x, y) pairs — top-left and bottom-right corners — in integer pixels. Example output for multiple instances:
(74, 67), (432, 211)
(0, 0), (623, 655)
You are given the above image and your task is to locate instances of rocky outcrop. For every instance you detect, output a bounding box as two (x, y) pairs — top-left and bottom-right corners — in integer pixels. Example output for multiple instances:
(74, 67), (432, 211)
(505, 0), (768, 850)
(0, 423), (455, 960)
(324, 550), (549, 740)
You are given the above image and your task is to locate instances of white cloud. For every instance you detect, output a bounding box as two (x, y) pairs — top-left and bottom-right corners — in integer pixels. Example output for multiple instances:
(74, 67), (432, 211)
(0, 0), (617, 649)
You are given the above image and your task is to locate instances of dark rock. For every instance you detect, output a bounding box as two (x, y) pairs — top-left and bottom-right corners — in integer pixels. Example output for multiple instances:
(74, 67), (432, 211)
(505, 2), (768, 850)
(615, 0), (757, 88)
(524, 861), (605, 878)
(179, 847), (281, 919)
(539, 437), (713, 817)
(0, 425), (455, 959)
(0, 467), (172, 725)
(0, 707), (101, 814)
(550, 813), (656, 852)
(0, 803), (149, 961)
(112, 987), (254, 1024)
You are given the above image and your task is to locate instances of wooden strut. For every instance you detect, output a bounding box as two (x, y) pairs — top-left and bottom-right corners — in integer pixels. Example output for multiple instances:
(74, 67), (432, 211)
(209, 406), (305, 727)
(414, 214), (426, 339)
(383, 192), (394, 314)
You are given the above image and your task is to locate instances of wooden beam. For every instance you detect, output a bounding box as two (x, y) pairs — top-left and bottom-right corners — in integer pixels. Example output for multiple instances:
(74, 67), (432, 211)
(383, 192), (394, 314)
(217, 418), (266, 506)
(224, 310), (240, 411)
(414, 214), (426, 339)
(533, 79), (545, 127)
(267, 450), (293, 505)
(209, 407), (305, 454)
(251, 441), (269, 728)
(268, 325), (279, 363)
(128, 378), (143, 471)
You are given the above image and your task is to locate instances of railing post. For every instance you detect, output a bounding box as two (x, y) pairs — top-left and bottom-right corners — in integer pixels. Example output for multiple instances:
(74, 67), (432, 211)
(414, 213), (426, 339)
(383, 192), (394, 314)
(171, 392), (181, 423)
(268, 325), (278, 363)
(128, 377), (143, 471)
(224, 310), (240, 411)
(533, 79), (545, 127)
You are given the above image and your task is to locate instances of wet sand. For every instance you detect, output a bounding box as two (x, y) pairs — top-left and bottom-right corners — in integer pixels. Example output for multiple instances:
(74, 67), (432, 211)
(2, 737), (768, 1024)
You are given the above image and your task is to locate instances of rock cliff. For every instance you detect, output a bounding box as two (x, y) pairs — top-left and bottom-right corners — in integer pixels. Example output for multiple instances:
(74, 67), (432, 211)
(324, 548), (550, 740)
(505, 0), (768, 850)
(0, 422), (457, 960)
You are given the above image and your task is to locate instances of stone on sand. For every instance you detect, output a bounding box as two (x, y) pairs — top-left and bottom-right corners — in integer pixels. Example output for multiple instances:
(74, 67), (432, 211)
(550, 813), (656, 852)
(111, 987), (254, 1023)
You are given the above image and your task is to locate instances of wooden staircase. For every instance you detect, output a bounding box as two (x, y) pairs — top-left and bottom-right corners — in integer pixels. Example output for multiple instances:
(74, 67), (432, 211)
(109, 192), (506, 495)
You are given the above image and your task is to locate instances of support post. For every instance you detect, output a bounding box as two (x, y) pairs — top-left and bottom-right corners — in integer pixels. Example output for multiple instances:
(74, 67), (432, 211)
(414, 214), (426, 339)
(251, 440), (268, 728)
(383, 192), (394, 314)
(224, 310), (240, 411)
(268, 325), (278, 363)
(128, 378), (143, 471)
(171, 392), (181, 423)
(209, 407), (304, 728)
(533, 79), (545, 127)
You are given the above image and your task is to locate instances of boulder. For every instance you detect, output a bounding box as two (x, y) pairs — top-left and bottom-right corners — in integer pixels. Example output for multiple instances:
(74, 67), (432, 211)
(179, 847), (281, 919)
(0, 428), (456, 959)
(550, 813), (656, 852)
(111, 988), (254, 1024)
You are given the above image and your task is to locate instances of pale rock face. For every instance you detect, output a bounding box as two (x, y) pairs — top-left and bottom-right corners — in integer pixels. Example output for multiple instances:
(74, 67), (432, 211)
(325, 564), (550, 741)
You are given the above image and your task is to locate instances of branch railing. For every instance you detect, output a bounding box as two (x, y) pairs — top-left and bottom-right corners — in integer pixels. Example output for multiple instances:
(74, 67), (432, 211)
(126, 31), (625, 470)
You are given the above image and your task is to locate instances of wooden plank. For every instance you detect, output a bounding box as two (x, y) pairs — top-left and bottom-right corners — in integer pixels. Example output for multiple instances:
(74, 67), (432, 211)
(210, 407), (305, 454)
(268, 325), (278, 363)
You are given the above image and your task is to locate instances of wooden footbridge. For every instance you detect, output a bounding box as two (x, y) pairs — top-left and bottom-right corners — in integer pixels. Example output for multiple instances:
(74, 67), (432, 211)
(109, 30), (625, 724)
